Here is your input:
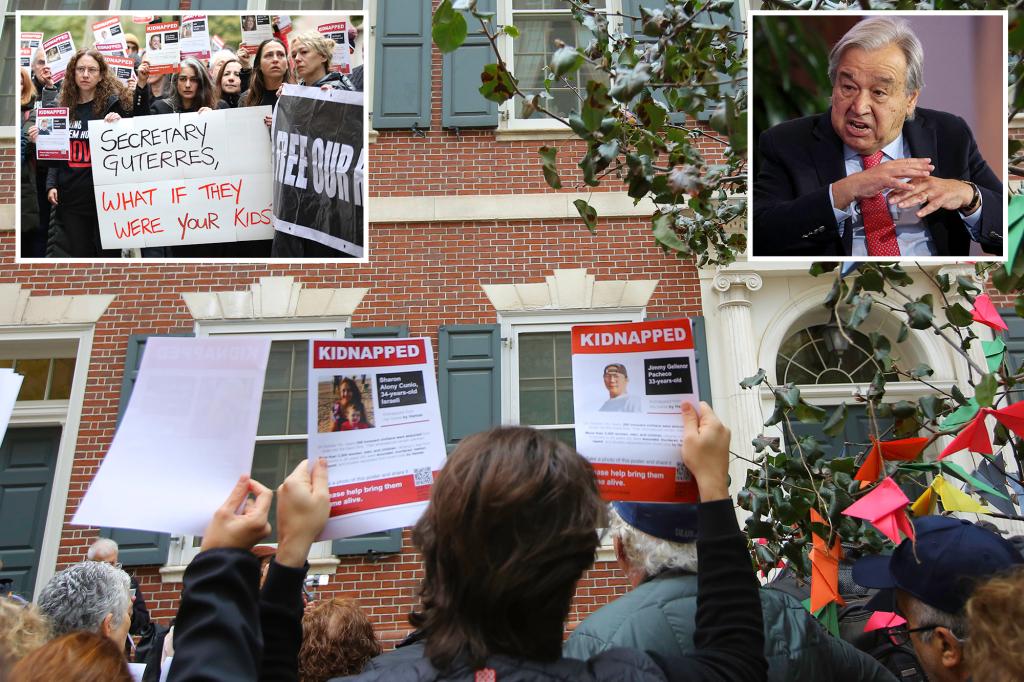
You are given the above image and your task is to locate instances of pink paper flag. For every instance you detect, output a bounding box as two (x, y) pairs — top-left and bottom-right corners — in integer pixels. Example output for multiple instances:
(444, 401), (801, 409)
(864, 611), (907, 633)
(938, 411), (992, 460)
(842, 478), (913, 544)
(991, 403), (1024, 439)
(971, 294), (1009, 332)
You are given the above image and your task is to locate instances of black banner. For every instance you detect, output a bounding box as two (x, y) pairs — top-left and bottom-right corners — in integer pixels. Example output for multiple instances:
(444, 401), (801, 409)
(272, 86), (365, 256)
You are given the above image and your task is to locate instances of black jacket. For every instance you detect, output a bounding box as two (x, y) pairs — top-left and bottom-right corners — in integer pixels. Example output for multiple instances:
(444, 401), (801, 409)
(752, 107), (1002, 257)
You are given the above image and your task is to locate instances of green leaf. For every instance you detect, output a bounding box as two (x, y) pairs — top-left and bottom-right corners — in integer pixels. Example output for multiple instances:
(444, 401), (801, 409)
(848, 294), (872, 330)
(573, 199), (598, 233)
(892, 401), (917, 419)
(940, 460), (1011, 501)
(778, 385), (801, 409)
(795, 401), (827, 424)
(904, 294), (934, 330)
(946, 303), (975, 328)
(866, 371), (886, 403)
(823, 403), (848, 437)
(503, 24), (519, 38)
(551, 45), (584, 79)
(859, 268), (884, 292)
(896, 323), (909, 343)
(432, 0), (468, 53)
(479, 62), (518, 103)
(919, 395), (944, 420)
(537, 146), (562, 190)
(975, 372), (998, 408)
(581, 81), (612, 131)
(597, 139), (620, 165)
(740, 369), (767, 389)
(609, 62), (651, 102)
(908, 364), (934, 379)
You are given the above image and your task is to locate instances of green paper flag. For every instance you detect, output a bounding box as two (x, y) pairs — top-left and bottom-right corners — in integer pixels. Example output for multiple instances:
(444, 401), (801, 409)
(941, 460), (1010, 501)
(1008, 196), (1024, 275)
(817, 601), (840, 638)
(982, 338), (1006, 374)
(942, 400), (980, 431)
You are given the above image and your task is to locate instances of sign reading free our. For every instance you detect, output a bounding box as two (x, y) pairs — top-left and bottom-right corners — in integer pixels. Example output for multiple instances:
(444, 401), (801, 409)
(88, 107), (274, 249)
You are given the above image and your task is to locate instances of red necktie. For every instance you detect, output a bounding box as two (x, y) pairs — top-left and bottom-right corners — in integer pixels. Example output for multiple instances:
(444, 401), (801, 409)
(858, 152), (901, 257)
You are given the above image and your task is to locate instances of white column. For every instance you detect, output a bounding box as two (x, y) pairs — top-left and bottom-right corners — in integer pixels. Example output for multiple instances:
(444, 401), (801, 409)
(712, 272), (764, 496)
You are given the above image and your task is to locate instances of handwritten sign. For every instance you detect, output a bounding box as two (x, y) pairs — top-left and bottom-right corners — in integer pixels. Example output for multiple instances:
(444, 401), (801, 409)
(89, 107), (274, 249)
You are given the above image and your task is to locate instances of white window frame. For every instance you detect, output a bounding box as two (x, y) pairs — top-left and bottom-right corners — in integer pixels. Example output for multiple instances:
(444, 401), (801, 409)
(162, 319), (349, 581)
(496, 0), (622, 132)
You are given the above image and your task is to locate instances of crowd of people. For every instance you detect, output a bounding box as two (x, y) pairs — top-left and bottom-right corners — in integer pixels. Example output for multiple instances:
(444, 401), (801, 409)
(20, 20), (363, 260)
(2, 404), (1023, 681)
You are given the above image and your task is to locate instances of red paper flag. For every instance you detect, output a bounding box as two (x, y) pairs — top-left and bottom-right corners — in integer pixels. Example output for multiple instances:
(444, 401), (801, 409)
(810, 509), (844, 612)
(991, 403), (1024, 439)
(854, 442), (883, 487)
(877, 437), (928, 461)
(938, 411), (992, 460)
(971, 294), (1009, 332)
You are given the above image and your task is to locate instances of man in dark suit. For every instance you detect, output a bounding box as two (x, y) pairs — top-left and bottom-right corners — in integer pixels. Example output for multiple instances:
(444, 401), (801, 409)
(753, 16), (1002, 258)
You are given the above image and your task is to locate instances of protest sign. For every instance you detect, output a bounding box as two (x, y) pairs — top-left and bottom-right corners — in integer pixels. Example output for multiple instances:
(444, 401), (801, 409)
(89, 107), (275, 249)
(276, 15), (293, 37)
(43, 32), (75, 83)
(309, 338), (446, 539)
(211, 34), (225, 52)
(240, 14), (273, 54)
(20, 32), (42, 68)
(36, 108), (70, 161)
(106, 56), (136, 85)
(132, 16), (155, 24)
(179, 15), (212, 62)
(19, 46), (32, 69)
(94, 42), (126, 57)
(0, 369), (24, 448)
(317, 21), (351, 74)
(72, 337), (272, 536)
(272, 85), (365, 257)
(571, 319), (702, 503)
(145, 22), (180, 75)
(93, 17), (128, 55)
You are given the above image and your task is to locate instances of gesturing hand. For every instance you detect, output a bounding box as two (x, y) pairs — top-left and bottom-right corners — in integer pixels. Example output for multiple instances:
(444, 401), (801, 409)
(831, 157), (934, 210)
(275, 458), (330, 568)
(200, 475), (272, 552)
(681, 402), (731, 503)
(887, 176), (975, 219)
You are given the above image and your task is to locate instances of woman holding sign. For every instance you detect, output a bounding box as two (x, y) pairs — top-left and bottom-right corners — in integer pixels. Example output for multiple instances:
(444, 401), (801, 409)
(45, 49), (130, 258)
(150, 58), (225, 115)
(289, 31), (354, 91)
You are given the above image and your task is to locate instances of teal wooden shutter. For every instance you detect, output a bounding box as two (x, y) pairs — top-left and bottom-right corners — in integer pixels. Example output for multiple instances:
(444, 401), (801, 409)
(373, 0), (432, 130)
(442, 0), (499, 128)
(102, 333), (190, 567)
(438, 324), (501, 453)
(690, 317), (713, 407)
(330, 326), (408, 556)
(1001, 310), (1024, 403)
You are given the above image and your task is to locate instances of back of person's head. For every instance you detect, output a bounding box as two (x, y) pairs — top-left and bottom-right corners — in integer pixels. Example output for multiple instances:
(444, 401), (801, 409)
(9, 630), (132, 682)
(36, 561), (131, 637)
(608, 503), (698, 579)
(298, 597), (381, 681)
(965, 567), (1024, 682)
(411, 426), (605, 670)
(0, 598), (50, 668)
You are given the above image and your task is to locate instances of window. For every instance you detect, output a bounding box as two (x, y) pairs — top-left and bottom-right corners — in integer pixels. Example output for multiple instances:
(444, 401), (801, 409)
(507, 0), (611, 123)
(0, 356), (75, 401)
(517, 331), (574, 445)
(268, 0), (363, 9)
(12, 0), (107, 9)
(776, 325), (898, 385)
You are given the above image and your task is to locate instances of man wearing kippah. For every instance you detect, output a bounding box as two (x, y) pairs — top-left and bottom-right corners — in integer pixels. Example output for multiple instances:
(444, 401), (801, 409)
(852, 515), (1023, 682)
(564, 501), (897, 681)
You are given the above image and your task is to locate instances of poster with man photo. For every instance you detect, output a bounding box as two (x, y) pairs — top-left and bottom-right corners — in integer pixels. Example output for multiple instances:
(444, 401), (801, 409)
(317, 375), (375, 433)
(92, 17), (128, 55)
(271, 85), (365, 257)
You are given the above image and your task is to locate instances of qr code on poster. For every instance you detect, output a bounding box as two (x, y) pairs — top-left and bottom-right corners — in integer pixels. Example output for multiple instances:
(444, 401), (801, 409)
(675, 462), (692, 482)
(413, 467), (432, 487)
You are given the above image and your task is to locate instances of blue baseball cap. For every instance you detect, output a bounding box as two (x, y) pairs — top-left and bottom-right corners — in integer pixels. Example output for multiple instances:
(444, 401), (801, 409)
(611, 501), (699, 542)
(852, 515), (1024, 615)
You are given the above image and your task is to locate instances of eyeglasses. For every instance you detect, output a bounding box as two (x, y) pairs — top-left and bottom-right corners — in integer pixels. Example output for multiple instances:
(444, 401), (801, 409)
(885, 623), (941, 647)
(603, 371), (625, 378)
(75, 66), (100, 75)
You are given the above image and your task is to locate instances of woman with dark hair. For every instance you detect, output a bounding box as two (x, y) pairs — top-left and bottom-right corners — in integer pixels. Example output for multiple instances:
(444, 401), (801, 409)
(151, 58), (224, 114)
(240, 38), (292, 112)
(331, 378), (363, 432)
(299, 598), (380, 681)
(10, 631), (133, 682)
(19, 67), (41, 255)
(45, 49), (131, 257)
(214, 58), (244, 108)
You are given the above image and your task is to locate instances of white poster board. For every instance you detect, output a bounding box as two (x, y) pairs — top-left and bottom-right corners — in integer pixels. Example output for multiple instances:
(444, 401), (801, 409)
(93, 17), (128, 55)
(571, 319), (702, 503)
(317, 21), (351, 74)
(240, 15), (273, 54)
(145, 22), (180, 75)
(72, 337), (272, 536)
(42, 32), (75, 84)
(308, 338), (447, 539)
(179, 15), (212, 62)
(89, 107), (275, 249)
(0, 369), (24, 448)
(36, 107), (70, 161)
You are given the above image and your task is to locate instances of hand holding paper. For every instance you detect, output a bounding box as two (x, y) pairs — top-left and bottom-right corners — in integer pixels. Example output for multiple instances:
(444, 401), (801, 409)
(199, 475), (272, 552)
(680, 401), (730, 502)
(275, 458), (330, 568)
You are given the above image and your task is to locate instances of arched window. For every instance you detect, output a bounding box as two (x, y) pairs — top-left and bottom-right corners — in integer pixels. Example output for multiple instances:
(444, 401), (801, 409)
(776, 324), (899, 385)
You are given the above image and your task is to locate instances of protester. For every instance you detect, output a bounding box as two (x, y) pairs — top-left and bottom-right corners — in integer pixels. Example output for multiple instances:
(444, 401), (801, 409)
(36, 560), (132, 645)
(214, 58), (244, 108)
(29, 48), (60, 256)
(167, 403), (768, 681)
(0, 598), (49, 670)
(963, 566), (1024, 682)
(289, 31), (354, 91)
(44, 49), (131, 258)
(853, 516), (1024, 682)
(125, 33), (140, 61)
(87, 538), (152, 639)
(150, 58), (225, 114)
(10, 631), (133, 682)
(30, 48), (60, 104)
(298, 598), (381, 681)
(564, 502), (897, 681)
(240, 38), (292, 112)
(20, 68), (41, 256)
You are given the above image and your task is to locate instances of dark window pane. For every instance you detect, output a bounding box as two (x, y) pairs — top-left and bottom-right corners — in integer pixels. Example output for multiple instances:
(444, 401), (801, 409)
(15, 358), (48, 400)
(48, 358), (75, 399)
(251, 443), (306, 540)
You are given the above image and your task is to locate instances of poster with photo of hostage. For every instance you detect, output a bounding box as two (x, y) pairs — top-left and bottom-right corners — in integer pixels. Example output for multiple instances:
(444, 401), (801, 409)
(43, 32), (75, 83)
(20, 32), (42, 68)
(35, 108), (69, 160)
(240, 14), (273, 54)
(179, 15), (212, 62)
(317, 21), (350, 74)
(571, 318), (701, 503)
(106, 56), (135, 85)
(92, 17), (128, 55)
(145, 22), (180, 76)
(308, 339), (446, 540)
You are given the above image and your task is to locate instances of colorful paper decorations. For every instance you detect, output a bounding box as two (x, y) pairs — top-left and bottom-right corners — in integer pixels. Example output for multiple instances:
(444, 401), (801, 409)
(842, 477), (914, 545)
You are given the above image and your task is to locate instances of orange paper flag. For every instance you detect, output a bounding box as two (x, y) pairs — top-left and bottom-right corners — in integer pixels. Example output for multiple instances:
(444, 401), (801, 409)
(810, 508), (844, 612)
(854, 443), (883, 488)
(877, 437), (928, 461)
(971, 294), (1009, 332)
(991, 403), (1024, 439)
(938, 411), (992, 460)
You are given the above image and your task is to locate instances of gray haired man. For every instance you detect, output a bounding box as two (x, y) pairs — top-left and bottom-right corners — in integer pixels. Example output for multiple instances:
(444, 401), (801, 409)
(37, 560), (132, 646)
(564, 502), (898, 681)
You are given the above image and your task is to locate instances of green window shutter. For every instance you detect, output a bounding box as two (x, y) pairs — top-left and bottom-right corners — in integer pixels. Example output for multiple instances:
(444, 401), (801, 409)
(442, 0), (499, 129)
(103, 333), (191, 567)
(438, 324), (501, 454)
(374, 0), (432, 130)
(690, 316), (713, 407)
(330, 325), (409, 556)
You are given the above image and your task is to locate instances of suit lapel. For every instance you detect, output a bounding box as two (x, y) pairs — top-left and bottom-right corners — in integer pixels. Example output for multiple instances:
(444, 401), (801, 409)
(812, 111), (851, 253)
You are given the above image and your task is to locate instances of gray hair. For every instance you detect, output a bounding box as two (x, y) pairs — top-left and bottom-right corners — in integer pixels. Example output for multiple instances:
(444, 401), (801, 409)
(828, 16), (924, 95)
(901, 592), (968, 642)
(36, 562), (131, 637)
(608, 506), (698, 577)
(86, 538), (118, 561)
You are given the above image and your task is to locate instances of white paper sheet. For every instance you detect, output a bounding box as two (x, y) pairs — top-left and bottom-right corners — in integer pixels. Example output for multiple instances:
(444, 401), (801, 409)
(0, 369), (24, 448)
